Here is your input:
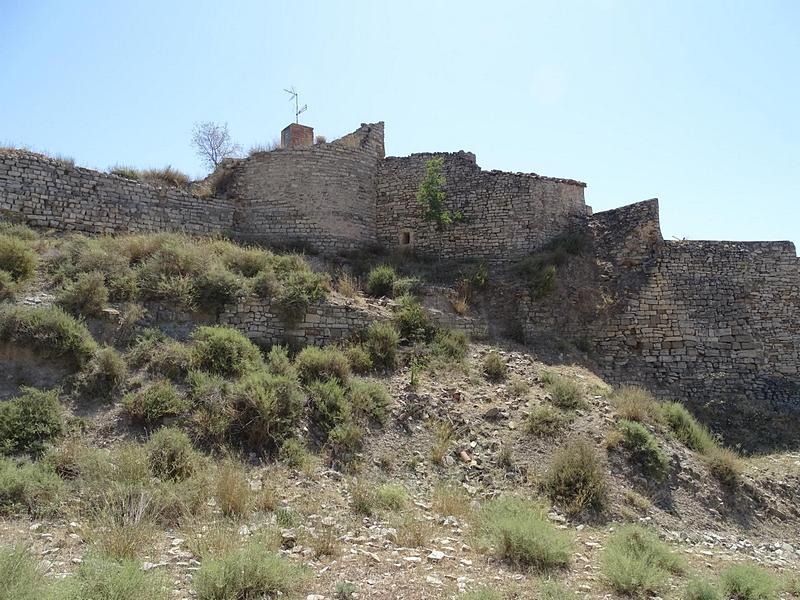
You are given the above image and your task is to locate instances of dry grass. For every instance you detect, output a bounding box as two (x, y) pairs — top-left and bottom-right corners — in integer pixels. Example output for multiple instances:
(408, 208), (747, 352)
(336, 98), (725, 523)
(431, 482), (472, 518)
(611, 386), (662, 423)
(391, 514), (430, 547)
(336, 271), (359, 297)
(214, 461), (251, 518)
(430, 420), (455, 465)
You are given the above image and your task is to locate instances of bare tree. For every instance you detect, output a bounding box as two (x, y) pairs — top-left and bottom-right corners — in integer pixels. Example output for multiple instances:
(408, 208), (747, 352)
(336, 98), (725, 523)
(191, 121), (242, 170)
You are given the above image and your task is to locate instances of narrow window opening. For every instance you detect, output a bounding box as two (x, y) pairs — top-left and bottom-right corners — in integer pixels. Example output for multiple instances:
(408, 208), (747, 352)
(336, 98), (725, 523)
(400, 231), (411, 245)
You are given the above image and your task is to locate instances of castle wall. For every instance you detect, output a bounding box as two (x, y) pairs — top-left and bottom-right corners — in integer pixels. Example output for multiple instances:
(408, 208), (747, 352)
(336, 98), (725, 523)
(228, 123), (384, 253)
(594, 233), (800, 408)
(0, 150), (234, 235)
(376, 152), (589, 261)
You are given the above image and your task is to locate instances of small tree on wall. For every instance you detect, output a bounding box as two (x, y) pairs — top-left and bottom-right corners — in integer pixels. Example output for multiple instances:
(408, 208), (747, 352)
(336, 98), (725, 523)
(417, 157), (462, 230)
(191, 121), (242, 170)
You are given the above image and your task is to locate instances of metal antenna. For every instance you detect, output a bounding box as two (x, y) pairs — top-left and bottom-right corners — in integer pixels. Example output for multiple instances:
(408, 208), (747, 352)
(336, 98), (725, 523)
(284, 86), (308, 123)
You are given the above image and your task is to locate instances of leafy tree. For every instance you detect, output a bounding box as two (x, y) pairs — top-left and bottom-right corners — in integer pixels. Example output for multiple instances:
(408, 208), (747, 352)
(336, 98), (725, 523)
(191, 121), (242, 170)
(416, 157), (461, 229)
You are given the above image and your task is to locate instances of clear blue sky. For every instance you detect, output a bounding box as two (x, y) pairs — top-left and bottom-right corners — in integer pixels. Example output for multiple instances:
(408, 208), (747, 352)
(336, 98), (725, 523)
(2, 0), (798, 248)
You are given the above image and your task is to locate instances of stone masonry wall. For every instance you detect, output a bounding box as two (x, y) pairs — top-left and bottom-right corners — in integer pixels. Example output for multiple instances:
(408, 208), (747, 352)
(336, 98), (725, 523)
(376, 151), (589, 261)
(595, 240), (800, 408)
(227, 123), (385, 253)
(0, 150), (234, 235)
(219, 296), (389, 348)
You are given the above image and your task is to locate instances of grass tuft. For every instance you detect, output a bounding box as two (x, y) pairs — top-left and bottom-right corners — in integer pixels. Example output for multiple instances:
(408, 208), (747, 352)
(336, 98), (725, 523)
(721, 564), (779, 600)
(193, 543), (307, 600)
(601, 525), (684, 596)
(475, 496), (572, 570)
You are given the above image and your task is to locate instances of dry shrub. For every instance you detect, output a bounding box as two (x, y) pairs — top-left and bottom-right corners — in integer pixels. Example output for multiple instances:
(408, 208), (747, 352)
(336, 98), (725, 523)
(543, 438), (608, 516)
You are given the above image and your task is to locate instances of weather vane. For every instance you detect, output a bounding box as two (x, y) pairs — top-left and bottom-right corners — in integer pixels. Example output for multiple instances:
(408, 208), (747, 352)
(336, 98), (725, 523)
(284, 86), (307, 123)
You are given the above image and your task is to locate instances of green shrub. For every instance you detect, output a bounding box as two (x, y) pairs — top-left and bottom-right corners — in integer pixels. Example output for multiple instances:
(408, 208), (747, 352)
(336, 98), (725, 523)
(231, 372), (304, 450)
(482, 351), (507, 382)
(82, 345), (127, 395)
(187, 371), (234, 445)
(0, 269), (16, 300)
(431, 328), (468, 360)
(327, 422), (364, 466)
(615, 419), (670, 481)
(216, 243), (272, 278)
(128, 331), (191, 380)
(59, 556), (169, 600)
(264, 345), (296, 378)
(308, 379), (350, 440)
(0, 222), (38, 241)
(543, 438), (608, 516)
(335, 580), (359, 600)
(56, 271), (109, 316)
(345, 344), (373, 374)
(193, 543), (307, 600)
(661, 401), (715, 452)
(122, 380), (188, 424)
(612, 386), (660, 423)
(661, 401), (741, 485)
(272, 283), (309, 325)
(0, 387), (63, 456)
(250, 267), (280, 298)
(375, 483), (407, 511)
(190, 326), (263, 377)
(365, 265), (397, 297)
(545, 375), (584, 409)
(684, 578), (723, 600)
(393, 294), (433, 342)
(392, 275), (421, 297)
(0, 305), (98, 368)
(295, 346), (351, 384)
(146, 427), (198, 481)
(0, 458), (63, 516)
(0, 234), (37, 283)
(0, 544), (53, 600)
(526, 405), (569, 436)
(273, 270), (328, 326)
(348, 378), (390, 425)
(721, 564), (779, 600)
(475, 496), (572, 570)
(601, 525), (684, 596)
(279, 438), (311, 469)
(365, 322), (400, 369)
(539, 581), (577, 600)
(194, 266), (247, 311)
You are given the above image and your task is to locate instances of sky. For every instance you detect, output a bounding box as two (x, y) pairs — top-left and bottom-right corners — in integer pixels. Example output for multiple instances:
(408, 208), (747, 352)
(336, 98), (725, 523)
(1, 0), (798, 248)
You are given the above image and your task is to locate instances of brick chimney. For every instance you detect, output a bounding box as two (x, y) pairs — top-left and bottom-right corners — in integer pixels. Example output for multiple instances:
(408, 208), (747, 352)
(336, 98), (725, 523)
(281, 123), (314, 148)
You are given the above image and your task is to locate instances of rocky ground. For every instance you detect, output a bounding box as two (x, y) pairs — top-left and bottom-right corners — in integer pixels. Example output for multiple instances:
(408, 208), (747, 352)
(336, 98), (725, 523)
(2, 345), (799, 599)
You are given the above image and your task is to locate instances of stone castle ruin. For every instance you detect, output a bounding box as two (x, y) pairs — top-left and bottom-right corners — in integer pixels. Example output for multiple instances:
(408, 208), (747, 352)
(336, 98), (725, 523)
(1, 121), (798, 423)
